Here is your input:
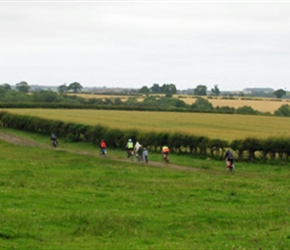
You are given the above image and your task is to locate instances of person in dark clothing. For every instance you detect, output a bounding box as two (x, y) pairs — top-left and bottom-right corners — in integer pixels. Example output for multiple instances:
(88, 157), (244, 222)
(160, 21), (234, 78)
(51, 133), (58, 147)
(224, 150), (234, 171)
(142, 147), (149, 163)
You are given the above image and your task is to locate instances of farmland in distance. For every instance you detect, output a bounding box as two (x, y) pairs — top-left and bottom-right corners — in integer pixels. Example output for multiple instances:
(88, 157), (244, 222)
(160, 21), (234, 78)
(70, 93), (290, 113)
(4, 108), (290, 141)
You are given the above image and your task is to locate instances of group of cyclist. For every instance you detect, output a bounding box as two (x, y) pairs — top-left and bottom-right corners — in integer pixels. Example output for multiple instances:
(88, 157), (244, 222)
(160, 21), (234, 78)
(51, 133), (235, 169)
(124, 139), (234, 168)
(97, 138), (169, 163)
(125, 139), (149, 163)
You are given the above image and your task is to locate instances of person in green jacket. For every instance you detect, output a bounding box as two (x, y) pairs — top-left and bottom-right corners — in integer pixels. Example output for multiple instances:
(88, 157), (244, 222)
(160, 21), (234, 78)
(126, 138), (134, 158)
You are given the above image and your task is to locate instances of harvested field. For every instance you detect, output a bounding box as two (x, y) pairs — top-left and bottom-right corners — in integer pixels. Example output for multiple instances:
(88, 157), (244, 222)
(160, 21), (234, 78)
(71, 93), (289, 113)
(209, 98), (288, 113)
(177, 96), (289, 113)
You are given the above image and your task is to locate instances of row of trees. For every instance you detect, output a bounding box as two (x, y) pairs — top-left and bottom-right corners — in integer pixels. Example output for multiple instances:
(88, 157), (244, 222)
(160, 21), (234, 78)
(0, 82), (29, 93)
(0, 82), (83, 94)
(1, 111), (290, 163)
(138, 83), (177, 97)
(2, 81), (287, 99)
(138, 83), (287, 98)
(138, 83), (218, 97)
(1, 86), (290, 116)
(57, 82), (83, 93)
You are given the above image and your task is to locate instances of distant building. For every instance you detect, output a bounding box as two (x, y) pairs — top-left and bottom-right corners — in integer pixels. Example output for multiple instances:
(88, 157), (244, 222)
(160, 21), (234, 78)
(243, 88), (274, 94)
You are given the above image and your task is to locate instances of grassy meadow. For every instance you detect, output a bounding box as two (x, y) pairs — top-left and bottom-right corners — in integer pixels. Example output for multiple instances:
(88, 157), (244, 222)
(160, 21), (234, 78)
(4, 108), (290, 141)
(0, 129), (289, 249)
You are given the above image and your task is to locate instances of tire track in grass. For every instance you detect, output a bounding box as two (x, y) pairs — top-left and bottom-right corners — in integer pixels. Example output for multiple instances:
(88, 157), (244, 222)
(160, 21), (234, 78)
(1, 131), (278, 178)
(0, 131), (209, 173)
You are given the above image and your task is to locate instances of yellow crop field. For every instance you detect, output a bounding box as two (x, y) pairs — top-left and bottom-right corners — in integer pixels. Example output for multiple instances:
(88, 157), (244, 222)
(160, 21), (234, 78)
(4, 109), (290, 141)
(176, 96), (289, 113)
(71, 93), (289, 113)
(209, 99), (289, 113)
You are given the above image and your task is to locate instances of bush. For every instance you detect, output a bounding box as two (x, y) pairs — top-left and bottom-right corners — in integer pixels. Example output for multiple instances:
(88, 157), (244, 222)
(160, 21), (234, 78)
(85, 125), (108, 144)
(208, 139), (228, 158)
(236, 106), (258, 115)
(274, 104), (290, 116)
(242, 137), (261, 161)
(215, 106), (235, 114)
(190, 98), (214, 112)
(168, 132), (186, 153)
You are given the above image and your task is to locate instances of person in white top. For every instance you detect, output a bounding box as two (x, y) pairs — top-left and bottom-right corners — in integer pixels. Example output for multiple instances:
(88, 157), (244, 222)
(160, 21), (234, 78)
(134, 141), (142, 161)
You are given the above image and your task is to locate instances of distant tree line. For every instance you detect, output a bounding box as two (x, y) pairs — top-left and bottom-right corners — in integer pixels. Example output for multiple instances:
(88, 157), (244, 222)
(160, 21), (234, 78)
(2, 81), (288, 98)
(138, 83), (177, 97)
(1, 81), (290, 116)
(0, 81), (83, 94)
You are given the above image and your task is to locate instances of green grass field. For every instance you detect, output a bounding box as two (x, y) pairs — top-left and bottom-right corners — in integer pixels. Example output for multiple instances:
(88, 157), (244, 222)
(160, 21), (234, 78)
(0, 129), (289, 249)
(3, 109), (290, 141)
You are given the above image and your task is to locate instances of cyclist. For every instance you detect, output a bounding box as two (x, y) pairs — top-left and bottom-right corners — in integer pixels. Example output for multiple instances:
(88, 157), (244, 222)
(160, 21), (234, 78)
(161, 145), (170, 163)
(51, 133), (58, 147)
(142, 146), (149, 163)
(134, 141), (143, 161)
(126, 138), (134, 158)
(224, 150), (234, 171)
(100, 139), (107, 156)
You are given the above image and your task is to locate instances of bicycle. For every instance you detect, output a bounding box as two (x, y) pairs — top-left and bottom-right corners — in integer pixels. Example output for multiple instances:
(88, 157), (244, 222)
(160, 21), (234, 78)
(127, 149), (134, 160)
(162, 153), (169, 163)
(226, 162), (235, 172)
(51, 140), (58, 148)
(100, 148), (107, 156)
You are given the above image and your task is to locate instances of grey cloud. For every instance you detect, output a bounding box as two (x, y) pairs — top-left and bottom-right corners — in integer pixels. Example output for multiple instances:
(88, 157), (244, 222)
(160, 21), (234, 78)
(1, 2), (290, 90)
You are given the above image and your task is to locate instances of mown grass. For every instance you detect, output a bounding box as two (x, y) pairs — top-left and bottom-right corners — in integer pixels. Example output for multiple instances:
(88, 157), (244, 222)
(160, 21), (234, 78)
(3, 109), (290, 141)
(0, 129), (289, 249)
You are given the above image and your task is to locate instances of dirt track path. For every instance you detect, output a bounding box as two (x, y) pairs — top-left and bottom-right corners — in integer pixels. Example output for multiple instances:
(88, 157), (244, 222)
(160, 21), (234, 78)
(0, 132), (46, 147)
(0, 132), (204, 173)
(1, 132), (289, 181)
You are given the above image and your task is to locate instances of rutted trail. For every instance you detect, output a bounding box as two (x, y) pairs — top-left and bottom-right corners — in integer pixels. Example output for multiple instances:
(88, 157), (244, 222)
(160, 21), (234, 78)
(1, 131), (285, 179)
(0, 131), (203, 173)
(0, 132), (46, 147)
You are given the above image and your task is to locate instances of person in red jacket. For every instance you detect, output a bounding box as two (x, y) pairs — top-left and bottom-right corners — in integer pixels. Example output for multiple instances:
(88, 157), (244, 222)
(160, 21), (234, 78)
(100, 139), (107, 156)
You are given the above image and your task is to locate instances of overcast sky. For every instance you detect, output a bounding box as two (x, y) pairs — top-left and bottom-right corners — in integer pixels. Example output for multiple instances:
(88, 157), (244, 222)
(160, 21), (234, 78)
(1, 1), (290, 91)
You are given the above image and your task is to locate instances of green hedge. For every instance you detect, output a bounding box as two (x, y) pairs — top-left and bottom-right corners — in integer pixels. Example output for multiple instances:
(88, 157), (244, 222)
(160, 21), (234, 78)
(0, 111), (289, 163)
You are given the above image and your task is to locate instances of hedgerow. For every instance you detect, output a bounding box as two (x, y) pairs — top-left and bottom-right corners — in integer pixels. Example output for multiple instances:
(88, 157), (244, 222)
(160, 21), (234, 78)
(0, 111), (290, 163)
